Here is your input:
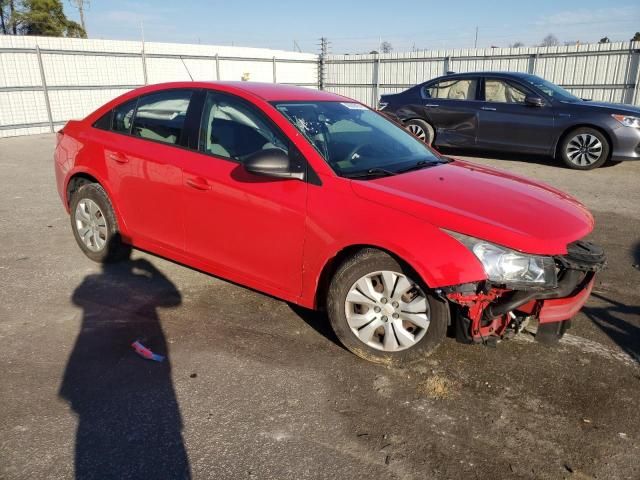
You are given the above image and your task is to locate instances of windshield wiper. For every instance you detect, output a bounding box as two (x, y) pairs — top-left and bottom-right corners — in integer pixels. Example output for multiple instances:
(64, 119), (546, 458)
(395, 159), (444, 174)
(343, 167), (397, 179)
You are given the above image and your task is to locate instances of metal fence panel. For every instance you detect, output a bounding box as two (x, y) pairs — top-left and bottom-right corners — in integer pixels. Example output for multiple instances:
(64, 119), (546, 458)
(0, 35), (318, 138)
(325, 41), (640, 108)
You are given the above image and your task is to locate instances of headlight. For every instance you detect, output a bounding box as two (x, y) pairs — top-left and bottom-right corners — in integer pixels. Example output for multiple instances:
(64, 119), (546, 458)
(612, 114), (640, 128)
(445, 231), (557, 288)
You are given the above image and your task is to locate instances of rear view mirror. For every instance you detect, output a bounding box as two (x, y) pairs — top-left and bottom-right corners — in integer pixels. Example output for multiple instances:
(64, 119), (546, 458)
(524, 96), (545, 107)
(243, 149), (304, 180)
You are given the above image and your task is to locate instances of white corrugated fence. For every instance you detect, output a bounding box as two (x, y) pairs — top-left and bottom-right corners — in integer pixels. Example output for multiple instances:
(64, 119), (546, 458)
(1, 37), (640, 138)
(0, 35), (318, 138)
(324, 42), (640, 108)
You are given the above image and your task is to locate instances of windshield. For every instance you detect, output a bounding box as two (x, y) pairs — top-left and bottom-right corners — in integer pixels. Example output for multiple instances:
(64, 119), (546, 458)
(272, 101), (443, 177)
(522, 75), (581, 102)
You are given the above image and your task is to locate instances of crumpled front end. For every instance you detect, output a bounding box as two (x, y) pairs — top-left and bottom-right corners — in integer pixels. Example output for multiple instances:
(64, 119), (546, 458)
(443, 240), (606, 345)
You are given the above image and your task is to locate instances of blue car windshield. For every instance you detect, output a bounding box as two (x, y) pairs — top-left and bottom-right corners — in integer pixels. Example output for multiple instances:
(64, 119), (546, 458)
(522, 75), (581, 102)
(272, 101), (443, 177)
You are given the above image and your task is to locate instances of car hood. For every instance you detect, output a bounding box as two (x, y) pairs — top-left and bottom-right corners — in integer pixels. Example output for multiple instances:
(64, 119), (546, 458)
(567, 100), (640, 115)
(350, 160), (594, 255)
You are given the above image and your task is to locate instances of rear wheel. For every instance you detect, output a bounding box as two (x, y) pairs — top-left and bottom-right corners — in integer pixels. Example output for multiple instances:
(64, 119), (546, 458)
(69, 183), (130, 263)
(327, 249), (448, 365)
(405, 119), (435, 145)
(559, 127), (609, 170)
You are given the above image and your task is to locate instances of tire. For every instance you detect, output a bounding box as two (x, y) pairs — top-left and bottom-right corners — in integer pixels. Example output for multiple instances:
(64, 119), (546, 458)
(69, 183), (131, 263)
(405, 119), (435, 146)
(559, 127), (609, 170)
(535, 320), (571, 345)
(327, 248), (448, 365)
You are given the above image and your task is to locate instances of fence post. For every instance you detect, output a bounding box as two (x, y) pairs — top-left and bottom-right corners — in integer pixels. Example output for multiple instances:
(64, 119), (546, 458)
(372, 53), (381, 108)
(528, 53), (538, 74)
(215, 54), (220, 81)
(443, 56), (450, 75)
(35, 45), (54, 133)
(272, 56), (277, 83)
(628, 46), (640, 106)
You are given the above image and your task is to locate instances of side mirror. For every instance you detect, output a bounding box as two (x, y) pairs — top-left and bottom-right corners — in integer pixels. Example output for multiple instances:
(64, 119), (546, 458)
(243, 149), (304, 180)
(524, 96), (545, 107)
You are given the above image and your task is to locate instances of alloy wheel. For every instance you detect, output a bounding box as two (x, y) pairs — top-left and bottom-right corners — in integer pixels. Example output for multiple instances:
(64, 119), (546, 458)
(565, 133), (603, 167)
(74, 198), (108, 252)
(407, 124), (427, 142)
(344, 270), (430, 352)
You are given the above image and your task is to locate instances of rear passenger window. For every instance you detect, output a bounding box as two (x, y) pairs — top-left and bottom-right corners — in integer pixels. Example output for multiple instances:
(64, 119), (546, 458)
(132, 90), (192, 145)
(425, 79), (477, 100)
(112, 98), (137, 134)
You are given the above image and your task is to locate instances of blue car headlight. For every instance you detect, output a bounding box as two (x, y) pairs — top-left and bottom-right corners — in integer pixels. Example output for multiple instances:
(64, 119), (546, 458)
(612, 114), (640, 128)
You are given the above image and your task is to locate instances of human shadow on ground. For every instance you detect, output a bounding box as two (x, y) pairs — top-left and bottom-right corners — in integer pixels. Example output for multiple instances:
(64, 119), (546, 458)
(59, 254), (190, 479)
(582, 241), (640, 364)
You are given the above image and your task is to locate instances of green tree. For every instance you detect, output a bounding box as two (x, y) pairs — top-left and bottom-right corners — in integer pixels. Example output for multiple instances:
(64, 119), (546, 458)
(632, 32), (640, 42)
(0, 0), (18, 34)
(0, 1), (7, 34)
(540, 34), (560, 47)
(11, 0), (86, 37)
(599, 36), (610, 43)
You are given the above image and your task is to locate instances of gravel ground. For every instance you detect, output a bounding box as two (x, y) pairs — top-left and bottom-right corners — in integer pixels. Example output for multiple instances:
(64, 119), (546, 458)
(1, 134), (639, 480)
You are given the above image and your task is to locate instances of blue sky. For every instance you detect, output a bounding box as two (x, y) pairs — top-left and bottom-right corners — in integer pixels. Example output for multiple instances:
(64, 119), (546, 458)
(65, 0), (640, 53)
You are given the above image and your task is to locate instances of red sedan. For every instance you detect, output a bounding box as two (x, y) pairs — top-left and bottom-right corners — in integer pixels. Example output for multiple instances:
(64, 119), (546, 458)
(54, 81), (605, 364)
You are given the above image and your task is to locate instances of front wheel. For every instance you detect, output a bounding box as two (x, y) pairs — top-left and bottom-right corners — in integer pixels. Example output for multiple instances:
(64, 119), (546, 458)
(327, 249), (448, 365)
(559, 127), (609, 170)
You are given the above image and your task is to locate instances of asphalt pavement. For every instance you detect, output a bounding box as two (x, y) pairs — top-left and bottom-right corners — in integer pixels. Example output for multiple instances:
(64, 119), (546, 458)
(1, 135), (639, 479)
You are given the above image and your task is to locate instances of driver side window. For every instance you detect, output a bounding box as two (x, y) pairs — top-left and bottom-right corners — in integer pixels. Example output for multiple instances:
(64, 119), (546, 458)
(199, 92), (288, 161)
(484, 79), (528, 104)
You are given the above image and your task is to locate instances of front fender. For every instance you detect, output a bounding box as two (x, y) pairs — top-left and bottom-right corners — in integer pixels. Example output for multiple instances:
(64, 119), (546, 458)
(300, 178), (486, 308)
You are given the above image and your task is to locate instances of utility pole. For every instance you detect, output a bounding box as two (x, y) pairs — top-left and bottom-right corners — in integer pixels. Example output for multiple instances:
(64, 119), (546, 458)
(474, 26), (478, 48)
(70, 0), (89, 35)
(318, 37), (330, 90)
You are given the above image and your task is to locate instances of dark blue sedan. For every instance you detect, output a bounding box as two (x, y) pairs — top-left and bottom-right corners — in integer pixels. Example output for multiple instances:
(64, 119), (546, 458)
(379, 72), (640, 170)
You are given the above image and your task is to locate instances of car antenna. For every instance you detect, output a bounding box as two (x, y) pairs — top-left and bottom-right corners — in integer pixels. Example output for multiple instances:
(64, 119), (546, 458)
(179, 56), (194, 81)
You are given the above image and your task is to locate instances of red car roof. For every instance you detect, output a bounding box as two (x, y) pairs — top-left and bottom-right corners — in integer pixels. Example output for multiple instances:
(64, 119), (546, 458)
(135, 81), (350, 102)
(211, 82), (349, 102)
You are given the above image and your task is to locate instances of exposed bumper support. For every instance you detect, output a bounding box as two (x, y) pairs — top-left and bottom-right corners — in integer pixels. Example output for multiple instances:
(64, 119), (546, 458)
(486, 269), (585, 319)
(538, 275), (595, 323)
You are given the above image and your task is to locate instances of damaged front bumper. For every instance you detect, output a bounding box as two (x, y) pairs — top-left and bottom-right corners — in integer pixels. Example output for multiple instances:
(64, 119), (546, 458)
(443, 240), (605, 344)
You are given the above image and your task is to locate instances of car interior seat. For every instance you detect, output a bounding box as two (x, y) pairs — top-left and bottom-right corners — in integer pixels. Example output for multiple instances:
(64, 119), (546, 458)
(485, 80), (508, 102)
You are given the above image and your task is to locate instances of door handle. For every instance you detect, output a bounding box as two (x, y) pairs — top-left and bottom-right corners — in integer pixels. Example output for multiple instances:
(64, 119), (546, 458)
(185, 177), (210, 191)
(108, 152), (129, 164)
(424, 104), (440, 108)
(481, 106), (497, 111)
